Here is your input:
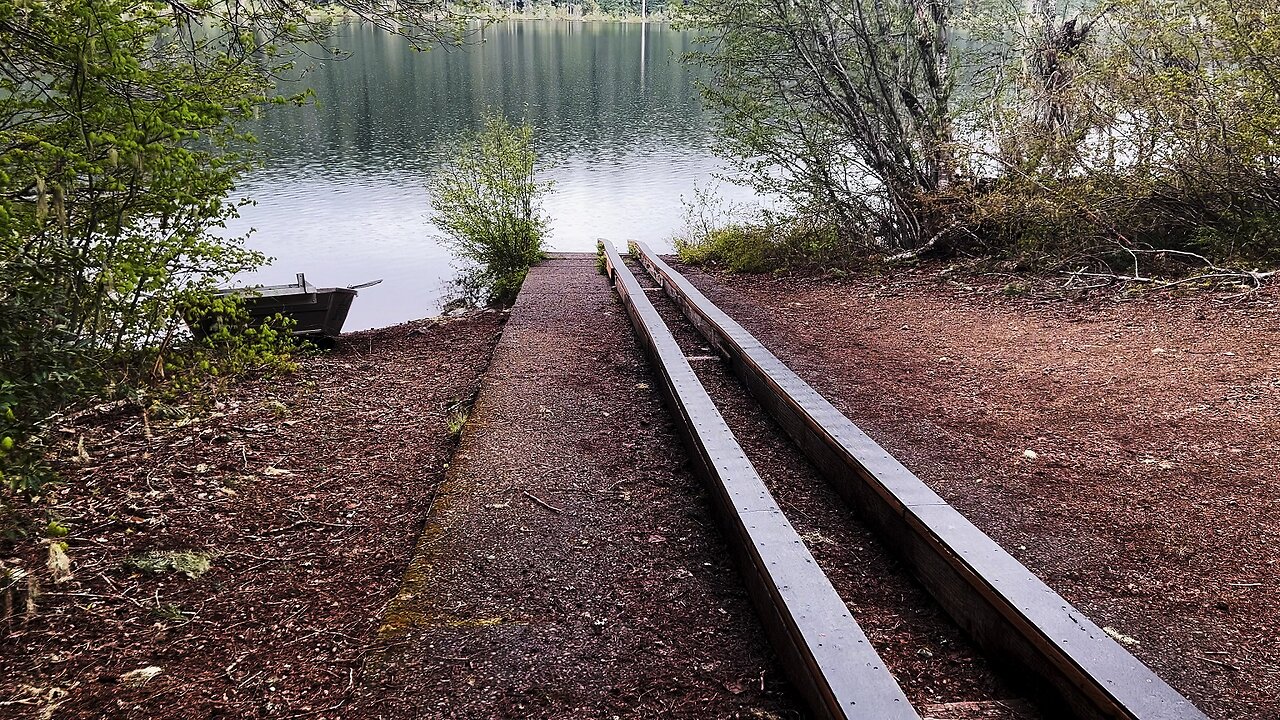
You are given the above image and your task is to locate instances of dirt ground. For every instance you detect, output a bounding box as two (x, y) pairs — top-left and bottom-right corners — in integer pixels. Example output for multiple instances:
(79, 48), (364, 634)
(4, 257), (1275, 720)
(672, 261), (1279, 720)
(0, 311), (505, 719)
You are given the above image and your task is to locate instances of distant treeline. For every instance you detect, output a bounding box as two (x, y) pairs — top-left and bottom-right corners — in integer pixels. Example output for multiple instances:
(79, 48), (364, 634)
(478, 0), (676, 19)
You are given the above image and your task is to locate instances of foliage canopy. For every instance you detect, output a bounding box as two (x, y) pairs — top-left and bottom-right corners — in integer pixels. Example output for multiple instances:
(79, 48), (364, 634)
(682, 0), (1280, 274)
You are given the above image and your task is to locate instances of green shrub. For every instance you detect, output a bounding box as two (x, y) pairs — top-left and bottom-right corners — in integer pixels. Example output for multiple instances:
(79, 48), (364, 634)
(429, 113), (551, 306)
(676, 225), (772, 272)
(672, 184), (852, 273)
(676, 216), (847, 274)
(175, 293), (298, 386)
(962, 175), (1280, 271)
(0, 0), (300, 492)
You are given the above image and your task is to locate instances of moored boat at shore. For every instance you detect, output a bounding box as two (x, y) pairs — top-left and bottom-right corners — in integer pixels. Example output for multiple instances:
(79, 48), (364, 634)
(189, 273), (378, 341)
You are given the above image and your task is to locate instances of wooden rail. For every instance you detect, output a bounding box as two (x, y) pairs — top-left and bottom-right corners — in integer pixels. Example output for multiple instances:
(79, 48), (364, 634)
(600, 241), (919, 720)
(629, 240), (1208, 720)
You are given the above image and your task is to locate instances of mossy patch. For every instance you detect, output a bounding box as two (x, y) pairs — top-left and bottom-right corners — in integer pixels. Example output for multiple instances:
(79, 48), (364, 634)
(124, 549), (213, 579)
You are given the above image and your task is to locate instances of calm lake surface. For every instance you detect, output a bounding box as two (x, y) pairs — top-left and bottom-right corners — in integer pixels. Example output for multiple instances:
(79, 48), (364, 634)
(227, 21), (758, 330)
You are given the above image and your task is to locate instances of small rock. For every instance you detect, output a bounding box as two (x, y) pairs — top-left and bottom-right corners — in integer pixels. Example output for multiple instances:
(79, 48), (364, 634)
(1103, 627), (1140, 646)
(47, 542), (72, 583)
(1022, 449), (1039, 460)
(916, 648), (934, 659)
(121, 666), (163, 686)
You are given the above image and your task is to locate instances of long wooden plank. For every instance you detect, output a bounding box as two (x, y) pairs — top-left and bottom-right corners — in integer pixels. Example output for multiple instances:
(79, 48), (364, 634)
(600, 241), (919, 720)
(630, 240), (1208, 720)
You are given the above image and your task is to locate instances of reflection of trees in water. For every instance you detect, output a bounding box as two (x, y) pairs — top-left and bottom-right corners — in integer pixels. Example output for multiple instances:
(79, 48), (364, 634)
(249, 21), (712, 176)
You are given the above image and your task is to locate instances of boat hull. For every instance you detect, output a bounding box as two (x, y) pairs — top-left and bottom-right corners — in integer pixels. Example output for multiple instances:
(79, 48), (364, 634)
(241, 287), (357, 338)
(188, 287), (357, 341)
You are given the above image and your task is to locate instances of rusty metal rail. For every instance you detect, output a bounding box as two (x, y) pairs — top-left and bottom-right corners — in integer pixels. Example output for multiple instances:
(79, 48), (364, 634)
(626, 240), (1207, 720)
(600, 240), (919, 720)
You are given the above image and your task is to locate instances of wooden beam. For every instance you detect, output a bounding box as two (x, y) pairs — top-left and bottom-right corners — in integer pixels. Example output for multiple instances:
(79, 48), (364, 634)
(601, 241), (919, 720)
(630, 240), (1207, 720)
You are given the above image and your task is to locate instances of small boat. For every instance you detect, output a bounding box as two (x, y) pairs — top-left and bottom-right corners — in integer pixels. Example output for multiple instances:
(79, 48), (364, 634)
(190, 273), (380, 341)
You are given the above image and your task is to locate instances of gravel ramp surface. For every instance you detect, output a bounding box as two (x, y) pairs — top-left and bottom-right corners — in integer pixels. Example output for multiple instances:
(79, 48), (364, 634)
(352, 256), (801, 719)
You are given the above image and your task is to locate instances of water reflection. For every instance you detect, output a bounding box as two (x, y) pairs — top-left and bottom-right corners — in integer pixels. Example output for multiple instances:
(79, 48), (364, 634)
(228, 21), (756, 329)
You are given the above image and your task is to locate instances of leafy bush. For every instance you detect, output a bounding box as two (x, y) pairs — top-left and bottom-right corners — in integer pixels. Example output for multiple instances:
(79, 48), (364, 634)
(685, 0), (1280, 272)
(0, 0), (255, 489)
(429, 113), (551, 306)
(673, 187), (846, 273)
(167, 294), (298, 391)
(676, 219), (849, 273)
(962, 0), (1280, 268)
(0, 0), (323, 491)
(676, 225), (772, 272)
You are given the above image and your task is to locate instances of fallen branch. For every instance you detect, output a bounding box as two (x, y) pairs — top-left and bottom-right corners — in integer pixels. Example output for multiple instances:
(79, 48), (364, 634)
(254, 518), (357, 536)
(885, 220), (958, 263)
(1153, 271), (1274, 290)
(522, 490), (562, 514)
(1062, 267), (1274, 293)
(1195, 655), (1240, 671)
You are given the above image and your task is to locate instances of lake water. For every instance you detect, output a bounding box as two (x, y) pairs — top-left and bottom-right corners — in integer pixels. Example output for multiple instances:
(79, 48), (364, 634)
(226, 21), (758, 330)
